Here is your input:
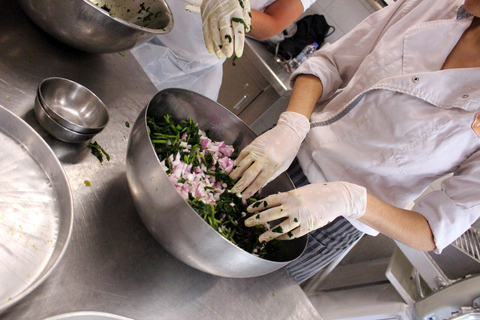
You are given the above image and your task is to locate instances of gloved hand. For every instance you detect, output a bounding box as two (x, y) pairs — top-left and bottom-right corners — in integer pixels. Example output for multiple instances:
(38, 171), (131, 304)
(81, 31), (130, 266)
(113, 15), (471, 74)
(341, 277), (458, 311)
(245, 181), (367, 242)
(230, 111), (310, 198)
(183, 0), (251, 58)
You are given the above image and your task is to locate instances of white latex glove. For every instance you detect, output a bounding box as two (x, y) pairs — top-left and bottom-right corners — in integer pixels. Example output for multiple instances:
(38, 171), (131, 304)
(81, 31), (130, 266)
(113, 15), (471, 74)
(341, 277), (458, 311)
(245, 182), (367, 243)
(183, 0), (251, 58)
(230, 111), (310, 198)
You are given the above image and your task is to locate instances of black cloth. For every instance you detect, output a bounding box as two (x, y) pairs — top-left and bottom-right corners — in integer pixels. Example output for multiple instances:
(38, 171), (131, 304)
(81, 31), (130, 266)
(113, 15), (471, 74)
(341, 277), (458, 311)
(268, 14), (334, 60)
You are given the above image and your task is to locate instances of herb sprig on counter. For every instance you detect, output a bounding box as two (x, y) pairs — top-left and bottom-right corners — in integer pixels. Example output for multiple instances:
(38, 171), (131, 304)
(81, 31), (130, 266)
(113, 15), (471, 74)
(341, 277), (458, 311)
(88, 140), (110, 164)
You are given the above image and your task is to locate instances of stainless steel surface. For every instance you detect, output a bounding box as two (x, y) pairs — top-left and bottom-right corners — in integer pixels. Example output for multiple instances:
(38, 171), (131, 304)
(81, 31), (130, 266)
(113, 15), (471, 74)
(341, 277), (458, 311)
(428, 232), (480, 281)
(218, 53), (269, 116)
(38, 77), (109, 134)
(447, 311), (480, 320)
(244, 38), (292, 97)
(453, 228), (480, 263)
(414, 275), (480, 320)
(395, 241), (453, 292)
(44, 311), (133, 320)
(16, 0), (173, 54)
(0, 105), (73, 313)
(218, 40), (290, 135)
(126, 89), (307, 278)
(0, 1), (323, 319)
(34, 94), (97, 143)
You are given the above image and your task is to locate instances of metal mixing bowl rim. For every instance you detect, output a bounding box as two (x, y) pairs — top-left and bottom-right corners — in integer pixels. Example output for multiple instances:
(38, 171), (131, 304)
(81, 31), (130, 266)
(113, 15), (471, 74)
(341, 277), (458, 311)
(83, 0), (174, 34)
(38, 77), (109, 134)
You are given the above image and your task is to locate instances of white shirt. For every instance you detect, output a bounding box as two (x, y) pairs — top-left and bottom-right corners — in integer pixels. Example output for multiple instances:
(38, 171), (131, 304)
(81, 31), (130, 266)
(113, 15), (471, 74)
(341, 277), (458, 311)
(292, 0), (480, 253)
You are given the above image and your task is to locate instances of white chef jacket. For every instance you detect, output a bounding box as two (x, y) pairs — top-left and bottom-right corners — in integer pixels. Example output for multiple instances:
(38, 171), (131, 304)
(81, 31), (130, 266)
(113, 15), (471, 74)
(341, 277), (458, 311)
(131, 0), (316, 101)
(292, 0), (480, 253)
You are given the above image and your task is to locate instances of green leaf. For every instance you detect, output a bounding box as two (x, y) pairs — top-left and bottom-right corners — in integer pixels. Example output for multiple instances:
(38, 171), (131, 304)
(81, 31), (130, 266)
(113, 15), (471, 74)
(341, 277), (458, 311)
(87, 140), (110, 164)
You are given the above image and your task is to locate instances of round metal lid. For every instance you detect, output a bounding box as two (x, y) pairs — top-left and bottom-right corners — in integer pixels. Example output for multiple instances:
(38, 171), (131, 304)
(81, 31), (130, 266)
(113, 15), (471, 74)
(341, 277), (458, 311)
(0, 105), (73, 312)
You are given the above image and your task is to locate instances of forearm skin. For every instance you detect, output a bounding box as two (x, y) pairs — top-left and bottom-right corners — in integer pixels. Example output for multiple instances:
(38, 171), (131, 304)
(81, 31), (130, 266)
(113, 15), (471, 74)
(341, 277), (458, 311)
(359, 194), (436, 251)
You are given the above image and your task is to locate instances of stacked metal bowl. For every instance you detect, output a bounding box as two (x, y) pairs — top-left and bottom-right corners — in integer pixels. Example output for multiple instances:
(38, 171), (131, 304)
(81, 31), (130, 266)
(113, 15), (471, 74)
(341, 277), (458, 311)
(34, 77), (109, 143)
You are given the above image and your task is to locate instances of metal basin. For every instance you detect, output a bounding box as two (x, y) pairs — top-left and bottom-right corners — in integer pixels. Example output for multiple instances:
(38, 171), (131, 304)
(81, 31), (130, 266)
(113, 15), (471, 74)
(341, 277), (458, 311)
(0, 105), (73, 312)
(16, 0), (174, 54)
(44, 311), (134, 320)
(126, 89), (307, 278)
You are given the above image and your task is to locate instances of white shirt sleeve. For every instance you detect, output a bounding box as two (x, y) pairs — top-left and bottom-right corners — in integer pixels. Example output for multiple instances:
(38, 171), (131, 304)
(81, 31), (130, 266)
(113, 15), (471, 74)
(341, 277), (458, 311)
(413, 150), (480, 253)
(290, 0), (407, 99)
(299, 0), (316, 11)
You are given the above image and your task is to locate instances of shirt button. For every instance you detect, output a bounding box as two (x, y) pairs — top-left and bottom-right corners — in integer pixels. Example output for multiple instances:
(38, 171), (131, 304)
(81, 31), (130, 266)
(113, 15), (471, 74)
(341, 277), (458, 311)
(412, 76), (419, 83)
(462, 94), (469, 99)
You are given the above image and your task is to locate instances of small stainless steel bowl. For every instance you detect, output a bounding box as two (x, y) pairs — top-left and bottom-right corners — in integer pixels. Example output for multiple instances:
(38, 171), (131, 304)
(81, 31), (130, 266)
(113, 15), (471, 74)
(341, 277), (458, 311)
(38, 77), (109, 134)
(16, 0), (174, 54)
(34, 93), (97, 143)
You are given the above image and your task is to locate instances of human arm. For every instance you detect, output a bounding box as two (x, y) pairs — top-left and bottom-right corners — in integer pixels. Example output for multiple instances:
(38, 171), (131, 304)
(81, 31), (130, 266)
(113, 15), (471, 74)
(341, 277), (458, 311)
(183, 0), (307, 57)
(231, 1), (404, 191)
(246, 149), (480, 251)
(287, 0), (410, 99)
(230, 74), (322, 198)
(360, 194), (436, 251)
(183, 0), (251, 58)
(246, 182), (436, 251)
(248, 0), (304, 41)
(285, 74), (323, 117)
(230, 1), (413, 196)
(411, 151), (480, 253)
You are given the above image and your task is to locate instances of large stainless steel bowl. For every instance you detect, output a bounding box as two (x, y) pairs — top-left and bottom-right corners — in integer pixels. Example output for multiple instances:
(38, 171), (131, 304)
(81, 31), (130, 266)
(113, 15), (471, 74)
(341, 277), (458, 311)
(16, 0), (174, 54)
(126, 89), (307, 278)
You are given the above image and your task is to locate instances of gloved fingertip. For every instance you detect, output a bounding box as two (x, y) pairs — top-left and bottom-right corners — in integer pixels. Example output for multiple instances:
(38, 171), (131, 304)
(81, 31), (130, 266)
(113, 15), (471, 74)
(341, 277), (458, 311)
(224, 49), (233, 58)
(244, 215), (257, 227)
(229, 171), (240, 180)
(229, 182), (243, 194)
(241, 190), (254, 200)
(204, 41), (214, 53)
(215, 49), (225, 59)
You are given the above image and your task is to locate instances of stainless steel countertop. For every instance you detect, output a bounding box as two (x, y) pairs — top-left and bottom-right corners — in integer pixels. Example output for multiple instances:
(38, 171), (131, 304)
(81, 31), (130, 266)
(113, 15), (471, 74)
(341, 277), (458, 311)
(0, 1), (322, 319)
(244, 38), (292, 97)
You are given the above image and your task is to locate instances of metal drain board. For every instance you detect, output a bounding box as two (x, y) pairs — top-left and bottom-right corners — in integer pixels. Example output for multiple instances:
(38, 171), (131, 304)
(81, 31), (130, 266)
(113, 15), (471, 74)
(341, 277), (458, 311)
(453, 228), (480, 264)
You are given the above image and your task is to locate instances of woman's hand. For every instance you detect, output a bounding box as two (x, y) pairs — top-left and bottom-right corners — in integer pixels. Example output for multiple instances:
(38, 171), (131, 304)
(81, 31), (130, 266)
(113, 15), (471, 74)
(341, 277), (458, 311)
(245, 181), (367, 242)
(230, 111), (310, 198)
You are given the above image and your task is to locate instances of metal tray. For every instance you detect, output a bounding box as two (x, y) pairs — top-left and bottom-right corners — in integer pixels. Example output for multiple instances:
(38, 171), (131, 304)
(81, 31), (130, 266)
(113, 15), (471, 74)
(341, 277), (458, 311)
(0, 105), (73, 312)
(44, 311), (133, 320)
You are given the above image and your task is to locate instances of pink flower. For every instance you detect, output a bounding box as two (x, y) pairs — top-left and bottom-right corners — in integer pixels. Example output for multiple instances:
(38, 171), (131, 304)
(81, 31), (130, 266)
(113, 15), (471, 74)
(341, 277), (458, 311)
(164, 128), (237, 208)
